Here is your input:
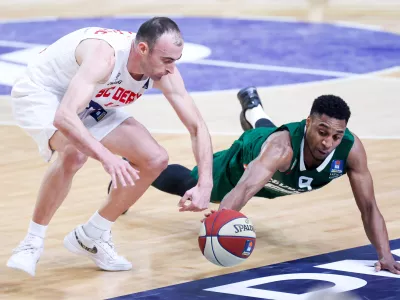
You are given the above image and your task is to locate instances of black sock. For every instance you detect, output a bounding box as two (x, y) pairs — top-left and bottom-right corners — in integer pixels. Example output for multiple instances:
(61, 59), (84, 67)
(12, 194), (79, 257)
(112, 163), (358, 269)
(151, 164), (197, 197)
(255, 118), (276, 128)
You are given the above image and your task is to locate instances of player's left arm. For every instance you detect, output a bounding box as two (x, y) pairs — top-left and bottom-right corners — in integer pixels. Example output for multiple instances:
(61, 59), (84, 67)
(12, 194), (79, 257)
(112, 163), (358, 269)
(347, 134), (400, 274)
(154, 67), (214, 212)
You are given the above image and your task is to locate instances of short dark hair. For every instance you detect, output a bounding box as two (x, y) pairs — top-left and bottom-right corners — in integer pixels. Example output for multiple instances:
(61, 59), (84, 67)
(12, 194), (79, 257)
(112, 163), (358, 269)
(135, 17), (181, 51)
(310, 95), (351, 123)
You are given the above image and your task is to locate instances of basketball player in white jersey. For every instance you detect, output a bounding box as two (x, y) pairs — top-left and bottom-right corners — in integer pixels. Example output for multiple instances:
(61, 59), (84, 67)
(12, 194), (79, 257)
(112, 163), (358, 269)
(7, 17), (214, 276)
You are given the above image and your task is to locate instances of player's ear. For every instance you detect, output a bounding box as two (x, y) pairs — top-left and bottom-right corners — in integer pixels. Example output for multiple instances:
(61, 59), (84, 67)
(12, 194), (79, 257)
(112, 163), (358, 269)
(306, 116), (311, 128)
(137, 41), (149, 56)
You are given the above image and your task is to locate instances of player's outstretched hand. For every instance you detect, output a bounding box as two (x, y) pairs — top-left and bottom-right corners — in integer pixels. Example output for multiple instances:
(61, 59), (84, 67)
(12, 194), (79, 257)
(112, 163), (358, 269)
(200, 209), (217, 223)
(101, 153), (140, 189)
(374, 255), (400, 275)
(178, 185), (212, 212)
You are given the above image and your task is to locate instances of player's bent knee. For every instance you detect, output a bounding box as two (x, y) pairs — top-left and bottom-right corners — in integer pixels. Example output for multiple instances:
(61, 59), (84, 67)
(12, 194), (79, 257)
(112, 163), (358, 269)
(144, 147), (169, 175)
(59, 146), (88, 173)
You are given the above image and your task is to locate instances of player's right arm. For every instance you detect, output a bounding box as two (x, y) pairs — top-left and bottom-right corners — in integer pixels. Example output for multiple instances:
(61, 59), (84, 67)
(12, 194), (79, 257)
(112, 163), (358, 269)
(218, 131), (293, 211)
(53, 39), (139, 188)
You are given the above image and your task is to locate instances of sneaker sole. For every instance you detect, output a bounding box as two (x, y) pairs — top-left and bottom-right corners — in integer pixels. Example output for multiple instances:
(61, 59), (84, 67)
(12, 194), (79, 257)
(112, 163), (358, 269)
(63, 234), (132, 272)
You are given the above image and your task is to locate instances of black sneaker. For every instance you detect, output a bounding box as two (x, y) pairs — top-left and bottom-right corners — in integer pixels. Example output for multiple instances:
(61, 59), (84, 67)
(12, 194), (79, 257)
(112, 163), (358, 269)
(237, 86), (264, 131)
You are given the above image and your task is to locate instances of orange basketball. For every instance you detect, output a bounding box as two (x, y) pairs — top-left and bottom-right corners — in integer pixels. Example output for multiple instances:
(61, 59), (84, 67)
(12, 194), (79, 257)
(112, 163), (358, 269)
(198, 209), (256, 267)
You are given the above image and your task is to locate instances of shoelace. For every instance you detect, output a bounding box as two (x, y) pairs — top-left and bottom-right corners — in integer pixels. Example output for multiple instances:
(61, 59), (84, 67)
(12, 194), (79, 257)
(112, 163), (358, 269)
(99, 233), (118, 259)
(13, 235), (41, 254)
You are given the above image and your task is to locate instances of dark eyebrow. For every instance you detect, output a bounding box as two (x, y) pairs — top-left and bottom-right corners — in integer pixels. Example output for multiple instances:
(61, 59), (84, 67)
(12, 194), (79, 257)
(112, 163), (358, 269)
(318, 123), (330, 129)
(318, 123), (344, 134)
(162, 53), (183, 61)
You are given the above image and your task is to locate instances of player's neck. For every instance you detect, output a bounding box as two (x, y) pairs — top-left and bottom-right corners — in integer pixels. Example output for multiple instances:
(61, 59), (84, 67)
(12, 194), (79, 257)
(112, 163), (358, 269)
(127, 47), (145, 81)
(303, 141), (323, 170)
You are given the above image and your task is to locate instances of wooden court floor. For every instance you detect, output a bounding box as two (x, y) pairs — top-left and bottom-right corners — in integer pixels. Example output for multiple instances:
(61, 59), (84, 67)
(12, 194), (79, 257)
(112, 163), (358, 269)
(0, 1), (400, 299)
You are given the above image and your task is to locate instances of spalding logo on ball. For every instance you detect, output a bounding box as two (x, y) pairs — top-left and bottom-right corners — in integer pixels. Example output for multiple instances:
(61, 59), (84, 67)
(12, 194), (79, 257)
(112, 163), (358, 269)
(198, 209), (256, 267)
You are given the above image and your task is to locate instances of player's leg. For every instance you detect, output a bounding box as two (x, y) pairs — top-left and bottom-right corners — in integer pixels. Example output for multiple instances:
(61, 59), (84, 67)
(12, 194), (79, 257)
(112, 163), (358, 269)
(151, 164), (197, 196)
(34, 133), (88, 224)
(7, 85), (89, 276)
(108, 162), (197, 214)
(99, 117), (169, 220)
(7, 131), (88, 276)
(109, 163), (196, 197)
(237, 86), (276, 130)
(63, 115), (169, 271)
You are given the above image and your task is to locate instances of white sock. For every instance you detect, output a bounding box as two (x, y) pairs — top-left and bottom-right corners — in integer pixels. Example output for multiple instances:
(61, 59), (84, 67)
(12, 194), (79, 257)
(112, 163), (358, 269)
(245, 105), (271, 128)
(83, 211), (114, 239)
(28, 220), (47, 239)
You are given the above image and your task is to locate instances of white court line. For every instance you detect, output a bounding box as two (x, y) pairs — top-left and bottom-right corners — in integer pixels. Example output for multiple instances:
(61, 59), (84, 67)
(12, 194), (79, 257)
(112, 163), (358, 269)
(0, 40), (47, 48)
(333, 21), (383, 31)
(187, 59), (357, 77)
(0, 16), (58, 23)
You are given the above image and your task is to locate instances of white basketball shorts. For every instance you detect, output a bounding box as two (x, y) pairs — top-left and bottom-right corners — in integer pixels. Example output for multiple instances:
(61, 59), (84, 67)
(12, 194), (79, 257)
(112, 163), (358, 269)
(10, 74), (131, 162)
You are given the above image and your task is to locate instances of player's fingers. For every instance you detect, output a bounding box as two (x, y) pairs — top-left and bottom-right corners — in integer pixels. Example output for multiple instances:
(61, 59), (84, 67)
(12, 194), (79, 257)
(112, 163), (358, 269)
(126, 164), (140, 181)
(116, 169), (127, 187)
(121, 164), (135, 185)
(179, 203), (192, 211)
(179, 202), (196, 212)
(388, 266), (399, 275)
(178, 197), (187, 207)
(111, 172), (117, 189)
(122, 167), (135, 186)
(374, 262), (381, 272)
(190, 206), (203, 212)
(196, 203), (208, 212)
(187, 200), (206, 212)
(200, 203), (209, 210)
(178, 192), (191, 207)
(394, 262), (400, 271)
(195, 204), (207, 212)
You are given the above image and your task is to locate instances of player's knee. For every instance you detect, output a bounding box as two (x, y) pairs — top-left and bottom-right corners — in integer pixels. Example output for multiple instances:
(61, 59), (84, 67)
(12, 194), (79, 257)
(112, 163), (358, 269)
(59, 146), (88, 174)
(144, 147), (169, 176)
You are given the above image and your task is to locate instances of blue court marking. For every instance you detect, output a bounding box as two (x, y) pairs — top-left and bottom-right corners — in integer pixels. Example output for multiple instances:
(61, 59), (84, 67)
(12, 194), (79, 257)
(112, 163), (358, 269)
(0, 46), (23, 55)
(0, 17), (400, 96)
(109, 238), (400, 300)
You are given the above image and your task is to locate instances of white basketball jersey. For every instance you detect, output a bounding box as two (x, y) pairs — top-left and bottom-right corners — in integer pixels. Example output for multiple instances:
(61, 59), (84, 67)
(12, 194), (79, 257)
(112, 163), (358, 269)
(26, 27), (153, 109)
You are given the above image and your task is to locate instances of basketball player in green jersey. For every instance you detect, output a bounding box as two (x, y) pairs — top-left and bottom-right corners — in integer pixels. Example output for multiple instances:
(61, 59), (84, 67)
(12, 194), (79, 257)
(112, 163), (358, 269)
(142, 86), (400, 275)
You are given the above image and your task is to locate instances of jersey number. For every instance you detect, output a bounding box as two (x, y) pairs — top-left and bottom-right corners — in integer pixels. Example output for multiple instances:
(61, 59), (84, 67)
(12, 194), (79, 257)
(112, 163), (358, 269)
(298, 176), (313, 191)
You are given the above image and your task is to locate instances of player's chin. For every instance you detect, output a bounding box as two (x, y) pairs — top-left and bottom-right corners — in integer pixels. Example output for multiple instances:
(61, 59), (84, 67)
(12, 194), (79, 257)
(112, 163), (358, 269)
(151, 74), (166, 81)
(315, 150), (329, 161)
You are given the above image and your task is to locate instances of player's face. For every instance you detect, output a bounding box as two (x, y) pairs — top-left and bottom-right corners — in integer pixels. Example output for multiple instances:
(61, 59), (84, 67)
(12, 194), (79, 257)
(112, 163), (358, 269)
(305, 114), (347, 162)
(143, 33), (183, 81)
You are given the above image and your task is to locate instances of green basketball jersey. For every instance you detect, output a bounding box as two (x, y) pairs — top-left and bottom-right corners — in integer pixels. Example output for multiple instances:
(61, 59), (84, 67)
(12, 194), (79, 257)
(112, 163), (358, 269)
(191, 119), (355, 202)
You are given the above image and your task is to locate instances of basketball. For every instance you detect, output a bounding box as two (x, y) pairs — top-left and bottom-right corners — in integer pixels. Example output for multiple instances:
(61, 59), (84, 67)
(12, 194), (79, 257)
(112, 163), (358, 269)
(198, 209), (256, 267)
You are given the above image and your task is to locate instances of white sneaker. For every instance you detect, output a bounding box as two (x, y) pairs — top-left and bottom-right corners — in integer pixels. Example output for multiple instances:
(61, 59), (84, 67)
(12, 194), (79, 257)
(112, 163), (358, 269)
(63, 225), (132, 271)
(6, 234), (44, 276)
